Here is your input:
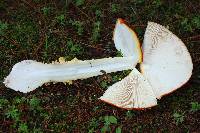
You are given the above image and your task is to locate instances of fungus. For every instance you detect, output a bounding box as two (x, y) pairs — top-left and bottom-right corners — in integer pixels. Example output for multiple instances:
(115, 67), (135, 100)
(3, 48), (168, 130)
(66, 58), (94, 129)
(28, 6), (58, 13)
(4, 19), (193, 110)
(140, 22), (193, 98)
(100, 21), (193, 109)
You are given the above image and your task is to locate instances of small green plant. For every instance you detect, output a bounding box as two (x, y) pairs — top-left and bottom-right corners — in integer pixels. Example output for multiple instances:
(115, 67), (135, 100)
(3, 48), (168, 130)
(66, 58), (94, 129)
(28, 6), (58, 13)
(111, 4), (120, 13)
(66, 39), (84, 54)
(29, 97), (40, 108)
(69, 20), (84, 35)
(190, 102), (200, 112)
(41, 7), (51, 16)
(126, 110), (135, 118)
(32, 128), (43, 133)
(29, 97), (42, 111)
(181, 18), (192, 32)
(5, 105), (20, 121)
(152, 0), (162, 8)
(0, 21), (8, 35)
(132, 124), (143, 132)
(13, 97), (26, 105)
(95, 9), (103, 18)
(56, 14), (65, 25)
(112, 75), (121, 83)
(192, 16), (200, 29)
(91, 21), (101, 42)
(74, 0), (85, 6)
(115, 126), (122, 133)
(100, 80), (108, 89)
(18, 122), (29, 133)
(116, 51), (123, 57)
(100, 115), (118, 133)
(173, 112), (185, 125)
(0, 98), (9, 109)
(88, 118), (99, 133)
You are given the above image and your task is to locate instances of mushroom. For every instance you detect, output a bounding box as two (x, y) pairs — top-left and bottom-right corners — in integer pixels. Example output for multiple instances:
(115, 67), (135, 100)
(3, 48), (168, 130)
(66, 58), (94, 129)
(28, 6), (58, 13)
(100, 21), (193, 109)
(140, 22), (193, 99)
(3, 19), (141, 93)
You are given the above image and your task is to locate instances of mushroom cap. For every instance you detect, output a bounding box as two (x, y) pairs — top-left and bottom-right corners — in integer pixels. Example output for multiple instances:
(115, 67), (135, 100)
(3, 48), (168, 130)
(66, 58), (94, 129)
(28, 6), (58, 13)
(140, 22), (193, 98)
(99, 68), (157, 109)
(113, 18), (142, 62)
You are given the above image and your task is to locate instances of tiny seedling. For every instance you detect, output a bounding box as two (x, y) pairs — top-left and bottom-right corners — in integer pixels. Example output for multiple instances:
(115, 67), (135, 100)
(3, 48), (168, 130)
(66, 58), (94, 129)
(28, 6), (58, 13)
(111, 4), (120, 13)
(91, 21), (101, 42)
(100, 115), (118, 133)
(5, 105), (20, 121)
(190, 102), (200, 112)
(115, 126), (122, 133)
(0, 21), (8, 35)
(66, 39), (84, 57)
(181, 18), (192, 32)
(88, 118), (99, 133)
(0, 98), (9, 109)
(56, 14), (65, 25)
(126, 110), (135, 118)
(173, 112), (185, 125)
(74, 0), (85, 6)
(95, 10), (103, 18)
(100, 80), (108, 89)
(29, 97), (41, 110)
(41, 7), (51, 16)
(18, 122), (29, 133)
(69, 20), (84, 35)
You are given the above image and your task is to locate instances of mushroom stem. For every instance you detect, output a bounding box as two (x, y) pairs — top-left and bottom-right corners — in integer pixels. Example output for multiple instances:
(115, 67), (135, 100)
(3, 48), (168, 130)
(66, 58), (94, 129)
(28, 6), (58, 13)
(43, 57), (136, 81)
(4, 56), (137, 93)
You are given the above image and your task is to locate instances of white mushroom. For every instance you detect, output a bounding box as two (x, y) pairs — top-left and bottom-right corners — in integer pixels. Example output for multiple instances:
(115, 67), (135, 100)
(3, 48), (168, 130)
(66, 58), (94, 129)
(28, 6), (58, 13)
(140, 22), (193, 99)
(3, 19), (141, 93)
(100, 21), (193, 110)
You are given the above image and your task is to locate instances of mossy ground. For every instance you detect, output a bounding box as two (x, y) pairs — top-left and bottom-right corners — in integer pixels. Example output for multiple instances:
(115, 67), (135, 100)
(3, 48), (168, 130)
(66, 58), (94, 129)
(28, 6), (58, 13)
(0, 0), (200, 132)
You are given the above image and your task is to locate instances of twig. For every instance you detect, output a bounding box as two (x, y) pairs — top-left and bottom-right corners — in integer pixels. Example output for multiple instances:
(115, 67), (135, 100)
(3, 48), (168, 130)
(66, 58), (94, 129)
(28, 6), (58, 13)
(185, 35), (200, 41)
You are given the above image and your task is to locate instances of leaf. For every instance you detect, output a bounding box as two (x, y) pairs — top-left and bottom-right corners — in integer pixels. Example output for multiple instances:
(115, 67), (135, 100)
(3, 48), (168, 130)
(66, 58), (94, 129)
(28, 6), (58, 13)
(116, 127), (122, 133)
(191, 102), (200, 112)
(108, 116), (117, 124)
(75, 0), (85, 6)
(104, 116), (110, 125)
(101, 125), (110, 133)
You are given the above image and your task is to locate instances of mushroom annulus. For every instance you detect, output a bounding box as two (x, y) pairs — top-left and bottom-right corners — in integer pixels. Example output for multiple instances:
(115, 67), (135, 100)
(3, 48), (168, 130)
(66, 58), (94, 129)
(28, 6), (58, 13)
(3, 19), (141, 93)
(100, 21), (193, 109)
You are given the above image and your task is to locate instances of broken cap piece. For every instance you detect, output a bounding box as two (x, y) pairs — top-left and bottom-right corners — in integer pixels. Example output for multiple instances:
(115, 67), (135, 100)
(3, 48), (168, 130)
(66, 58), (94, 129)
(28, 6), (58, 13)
(140, 22), (193, 98)
(113, 18), (142, 62)
(99, 68), (157, 109)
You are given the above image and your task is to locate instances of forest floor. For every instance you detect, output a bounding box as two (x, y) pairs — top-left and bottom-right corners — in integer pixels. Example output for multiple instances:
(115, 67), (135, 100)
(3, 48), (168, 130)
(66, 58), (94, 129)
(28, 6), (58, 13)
(0, 0), (200, 132)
